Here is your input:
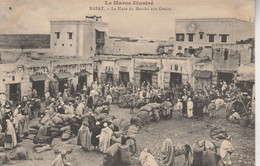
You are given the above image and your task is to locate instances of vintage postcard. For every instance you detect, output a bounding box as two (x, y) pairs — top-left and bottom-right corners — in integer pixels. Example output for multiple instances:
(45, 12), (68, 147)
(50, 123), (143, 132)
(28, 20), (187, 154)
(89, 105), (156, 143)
(0, 0), (255, 165)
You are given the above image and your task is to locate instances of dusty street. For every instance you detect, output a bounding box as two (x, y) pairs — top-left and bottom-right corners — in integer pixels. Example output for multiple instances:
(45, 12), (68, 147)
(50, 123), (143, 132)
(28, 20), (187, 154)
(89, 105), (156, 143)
(8, 104), (255, 166)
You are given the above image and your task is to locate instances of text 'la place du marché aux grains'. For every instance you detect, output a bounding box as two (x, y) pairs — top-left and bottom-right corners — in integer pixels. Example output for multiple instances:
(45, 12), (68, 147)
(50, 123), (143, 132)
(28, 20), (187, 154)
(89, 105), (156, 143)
(105, 1), (154, 5)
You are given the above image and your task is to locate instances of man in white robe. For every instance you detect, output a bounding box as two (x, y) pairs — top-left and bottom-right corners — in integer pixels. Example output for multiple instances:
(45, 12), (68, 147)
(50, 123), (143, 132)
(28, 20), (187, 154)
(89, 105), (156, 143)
(187, 98), (193, 118)
(97, 123), (113, 153)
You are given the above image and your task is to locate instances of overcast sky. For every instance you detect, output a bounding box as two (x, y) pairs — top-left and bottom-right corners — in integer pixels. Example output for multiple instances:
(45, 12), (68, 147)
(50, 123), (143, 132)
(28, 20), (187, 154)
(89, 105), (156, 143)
(0, 0), (255, 39)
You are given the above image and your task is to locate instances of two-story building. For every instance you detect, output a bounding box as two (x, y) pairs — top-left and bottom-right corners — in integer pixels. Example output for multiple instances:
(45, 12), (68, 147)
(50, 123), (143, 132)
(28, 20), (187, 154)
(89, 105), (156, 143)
(174, 18), (254, 56)
(50, 15), (108, 58)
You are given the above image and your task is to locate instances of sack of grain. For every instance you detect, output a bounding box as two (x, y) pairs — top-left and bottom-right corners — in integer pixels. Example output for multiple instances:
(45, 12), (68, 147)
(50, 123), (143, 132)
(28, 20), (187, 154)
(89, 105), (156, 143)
(139, 105), (152, 112)
(118, 144), (132, 165)
(105, 143), (120, 157)
(60, 126), (71, 132)
(57, 114), (71, 122)
(52, 116), (63, 124)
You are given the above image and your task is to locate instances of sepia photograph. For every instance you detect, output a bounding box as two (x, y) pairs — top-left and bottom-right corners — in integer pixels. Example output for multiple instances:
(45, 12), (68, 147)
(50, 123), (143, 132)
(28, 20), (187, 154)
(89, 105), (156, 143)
(0, 0), (255, 165)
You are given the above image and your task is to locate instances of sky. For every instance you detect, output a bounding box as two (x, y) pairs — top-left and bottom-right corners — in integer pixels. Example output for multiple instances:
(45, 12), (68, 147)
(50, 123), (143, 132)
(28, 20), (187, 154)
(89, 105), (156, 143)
(0, 0), (255, 39)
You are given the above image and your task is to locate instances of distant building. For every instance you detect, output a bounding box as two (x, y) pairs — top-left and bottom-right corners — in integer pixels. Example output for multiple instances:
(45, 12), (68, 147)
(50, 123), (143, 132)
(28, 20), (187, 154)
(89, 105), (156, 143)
(50, 15), (108, 57)
(174, 18), (254, 56)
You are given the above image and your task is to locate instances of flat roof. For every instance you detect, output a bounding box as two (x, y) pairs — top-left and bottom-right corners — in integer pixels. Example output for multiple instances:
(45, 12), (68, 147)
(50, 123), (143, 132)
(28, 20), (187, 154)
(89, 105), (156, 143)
(50, 20), (108, 26)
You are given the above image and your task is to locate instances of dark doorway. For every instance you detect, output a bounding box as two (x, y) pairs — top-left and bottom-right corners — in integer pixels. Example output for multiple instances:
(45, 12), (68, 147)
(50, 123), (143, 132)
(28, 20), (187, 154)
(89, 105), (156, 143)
(140, 70), (153, 86)
(93, 72), (98, 82)
(9, 83), (21, 102)
(32, 81), (45, 98)
(78, 76), (87, 90)
(218, 72), (234, 84)
(170, 72), (182, 87)
(106, 73), (113, 84)
(58, 79), (68, 93)
(119, 72), (129, 87)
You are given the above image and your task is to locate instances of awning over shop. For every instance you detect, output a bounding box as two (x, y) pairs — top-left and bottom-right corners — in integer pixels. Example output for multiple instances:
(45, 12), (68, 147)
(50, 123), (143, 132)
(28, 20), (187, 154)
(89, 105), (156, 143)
(75, 70), (92, 77)
(30, 74), (49, 82)
(194, 70), (212, 78)
(139, 66), (159, 71)
(237, 75), (254, 82)
(54, 72), (73, 80)
(105, 70), (113, 74)
(237, 63), (255, 82)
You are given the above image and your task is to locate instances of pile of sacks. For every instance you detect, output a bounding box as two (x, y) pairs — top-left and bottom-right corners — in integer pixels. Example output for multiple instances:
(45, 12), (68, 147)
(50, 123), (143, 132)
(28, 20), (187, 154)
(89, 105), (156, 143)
(131, 103), (161, 127)
(30, 113), (78, 143)
(48, 113), (75, 141)
(135, 98), (147, 109)
(102, 118), (139, 165)
(111, 118), (138, 146)
(103, 142), (135, 165)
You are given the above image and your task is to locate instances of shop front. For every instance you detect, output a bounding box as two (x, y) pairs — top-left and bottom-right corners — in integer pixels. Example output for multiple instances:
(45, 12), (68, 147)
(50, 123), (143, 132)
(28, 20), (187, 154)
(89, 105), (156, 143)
(119, 66), (130, 87)
(6, 83), (21, 102)
(134, 61), (159, 88)
(193, 70), (212, 91)
(217, 70), (234, 84)
(53, 72), (73, 94)
(163, 59), (190, 89)
(75, 70), (92, 90)
(30, 73), (49, 98)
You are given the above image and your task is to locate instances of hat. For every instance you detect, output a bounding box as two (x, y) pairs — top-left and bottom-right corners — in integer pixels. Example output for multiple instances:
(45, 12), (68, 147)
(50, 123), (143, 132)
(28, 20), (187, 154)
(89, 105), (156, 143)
(103, 123), (108, 127)
(96, 121), (100, 125)
(188, 98), (191, 101)
(178, 99), (181, 102)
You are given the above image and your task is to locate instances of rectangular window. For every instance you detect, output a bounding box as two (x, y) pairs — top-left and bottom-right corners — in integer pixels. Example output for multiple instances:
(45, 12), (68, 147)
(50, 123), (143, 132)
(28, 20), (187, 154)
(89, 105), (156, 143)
(176, 34), (185, 41)
(178, 46), (182, 50)
(188, 34), (194, 42)
(67, 32), (73, 39)
(221, 35), (228, 43)
(199, 32), (204, 39)
(208, 34), (215, 42)
(55, 32), (60, 39)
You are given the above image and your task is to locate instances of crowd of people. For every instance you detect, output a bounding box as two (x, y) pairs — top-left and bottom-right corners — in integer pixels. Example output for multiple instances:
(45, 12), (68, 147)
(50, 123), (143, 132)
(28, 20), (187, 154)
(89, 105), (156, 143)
(0, 78), (254, 165)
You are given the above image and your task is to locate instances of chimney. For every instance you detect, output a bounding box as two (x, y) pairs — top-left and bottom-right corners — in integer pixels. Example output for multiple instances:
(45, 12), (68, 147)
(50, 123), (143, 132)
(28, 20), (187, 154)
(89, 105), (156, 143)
(85, 15), (102, 22)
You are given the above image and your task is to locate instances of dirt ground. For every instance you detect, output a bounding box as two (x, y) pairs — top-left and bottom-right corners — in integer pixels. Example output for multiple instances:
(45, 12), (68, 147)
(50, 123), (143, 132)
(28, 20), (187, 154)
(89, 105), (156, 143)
(6, 104), (255, 166)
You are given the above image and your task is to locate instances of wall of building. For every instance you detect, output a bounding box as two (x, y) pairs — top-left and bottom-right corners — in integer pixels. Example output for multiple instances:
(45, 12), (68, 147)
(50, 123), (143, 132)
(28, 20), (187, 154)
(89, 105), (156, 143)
(50, 19), (109, 58)
(50, 22), (78, 56)
(102, 40), (159, 55)
(115, 59), (133, 82)
(0, 55), (93, 101)
(52, 61), (93, 87)
(82, 22), (108, 57)
(0, 62), (50, 99)
(212, 43), (252, 71)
